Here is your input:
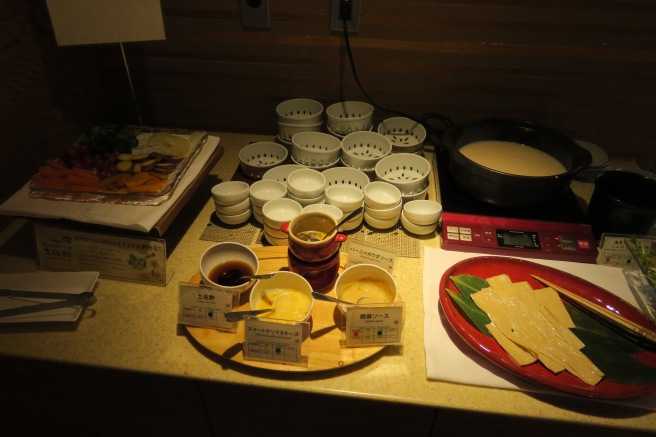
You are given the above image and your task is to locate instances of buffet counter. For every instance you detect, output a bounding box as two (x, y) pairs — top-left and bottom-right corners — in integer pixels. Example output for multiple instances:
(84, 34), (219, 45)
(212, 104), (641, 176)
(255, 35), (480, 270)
(0, 132), (653, 436)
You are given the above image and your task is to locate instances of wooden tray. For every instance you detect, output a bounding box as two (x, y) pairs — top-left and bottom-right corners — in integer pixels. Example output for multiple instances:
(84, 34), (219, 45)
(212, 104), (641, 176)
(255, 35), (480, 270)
(186, 246), (387, 372)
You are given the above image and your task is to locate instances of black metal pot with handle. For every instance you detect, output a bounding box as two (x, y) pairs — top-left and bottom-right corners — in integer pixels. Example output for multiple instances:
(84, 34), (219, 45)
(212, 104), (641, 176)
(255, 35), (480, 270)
(440, 118), (592, 209)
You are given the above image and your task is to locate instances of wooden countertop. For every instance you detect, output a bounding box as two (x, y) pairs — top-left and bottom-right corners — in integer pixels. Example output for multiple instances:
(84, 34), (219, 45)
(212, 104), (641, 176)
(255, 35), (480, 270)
(0, 132), (653, 434)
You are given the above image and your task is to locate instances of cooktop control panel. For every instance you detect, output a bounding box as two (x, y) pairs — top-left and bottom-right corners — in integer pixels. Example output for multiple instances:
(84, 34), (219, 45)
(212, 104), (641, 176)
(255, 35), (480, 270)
(441, 212), (598, 263)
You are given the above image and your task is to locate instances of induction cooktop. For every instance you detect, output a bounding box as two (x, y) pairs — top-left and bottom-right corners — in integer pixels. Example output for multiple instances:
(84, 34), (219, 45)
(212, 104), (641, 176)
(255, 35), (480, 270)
(436, 149), (598, 263)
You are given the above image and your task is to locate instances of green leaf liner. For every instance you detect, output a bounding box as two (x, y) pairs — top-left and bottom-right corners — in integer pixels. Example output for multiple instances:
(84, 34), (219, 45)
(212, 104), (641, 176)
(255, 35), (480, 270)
(447, 275), (492, 337)
(445, 273), (656, 385)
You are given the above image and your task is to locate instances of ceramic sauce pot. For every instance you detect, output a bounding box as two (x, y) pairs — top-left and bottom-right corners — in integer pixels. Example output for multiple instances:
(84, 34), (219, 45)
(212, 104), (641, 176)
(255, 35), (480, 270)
(281, 212), (347, 263)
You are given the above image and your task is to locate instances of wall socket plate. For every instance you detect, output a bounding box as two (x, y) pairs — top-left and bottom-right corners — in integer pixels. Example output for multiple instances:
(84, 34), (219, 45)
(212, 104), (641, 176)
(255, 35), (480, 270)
(240, 0), (270, 29)
(330, 0), (361, 33)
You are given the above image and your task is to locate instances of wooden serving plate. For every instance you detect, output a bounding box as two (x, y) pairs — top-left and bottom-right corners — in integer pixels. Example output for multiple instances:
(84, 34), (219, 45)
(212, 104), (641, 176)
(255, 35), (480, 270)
(185, 246), (387, 372)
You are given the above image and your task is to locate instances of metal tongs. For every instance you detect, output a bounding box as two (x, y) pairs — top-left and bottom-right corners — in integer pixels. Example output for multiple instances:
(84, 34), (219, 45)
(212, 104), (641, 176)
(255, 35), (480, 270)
(0, 288), (95, 318)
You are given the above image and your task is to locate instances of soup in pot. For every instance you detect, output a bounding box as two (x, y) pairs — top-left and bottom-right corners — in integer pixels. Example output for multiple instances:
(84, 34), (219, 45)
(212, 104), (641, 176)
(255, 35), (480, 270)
(459, 140), (567, 177)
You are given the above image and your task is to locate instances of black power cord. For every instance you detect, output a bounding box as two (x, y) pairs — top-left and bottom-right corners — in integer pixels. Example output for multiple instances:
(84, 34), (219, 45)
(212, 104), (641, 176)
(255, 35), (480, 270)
(340, 16), (454, 144)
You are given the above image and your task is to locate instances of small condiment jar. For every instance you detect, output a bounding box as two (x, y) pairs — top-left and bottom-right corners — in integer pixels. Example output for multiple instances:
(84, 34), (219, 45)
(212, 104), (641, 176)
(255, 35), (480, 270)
(281, 212), (347, 263)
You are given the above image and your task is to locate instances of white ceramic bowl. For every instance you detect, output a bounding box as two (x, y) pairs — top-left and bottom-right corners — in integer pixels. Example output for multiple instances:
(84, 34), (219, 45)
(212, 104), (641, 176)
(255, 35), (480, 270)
(286, 168), (327, 199)
(211, 181), (250, 206)
(249, 271), (314, 322)
(402, 200), (442, 225)
(341, 208), (364, 231)
(253, 208), (264, 224)
(215, 208), (252, 226)
(276, 98), (324, 124)
(291, 132), (342, 167)
(199, 242), (260, 293)
(400, 211), (438, 235)
(290, 154), (338, 171)
(302, 204), (343, 224)
(341, 131), (392, 171)
(278, 120), (322, 142)
(287, 191), (325, 207)
(238, 142), (289, 180)
(364, 200), (402, 220)
(325, 185), (364, 212)
(334, 264), (397, 313)
(322, 166), (370, 191)
(215, 197), (251, 216)
(263, 230), (288, 246)
(364, 212), (399, 230)
(262, 164), (306, 186)
(374, 153), (431, 195)
(262, 198), (303, 229)
(249, 179), (287, 208)
(325, 101), (374, 135)
(401, 183), (429, 203)
(263, 222), (288, 240)
(377, 117), (427, 154)
(363, 181), (403, 209)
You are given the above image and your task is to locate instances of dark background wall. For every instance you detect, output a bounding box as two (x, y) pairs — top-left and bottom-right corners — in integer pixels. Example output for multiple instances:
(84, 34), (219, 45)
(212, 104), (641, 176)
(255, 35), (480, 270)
(2, 0), (655, 202)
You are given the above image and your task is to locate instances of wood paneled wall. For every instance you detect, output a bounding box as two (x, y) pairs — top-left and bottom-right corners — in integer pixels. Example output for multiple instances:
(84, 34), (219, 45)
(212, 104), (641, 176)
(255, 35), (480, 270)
(1, 0), (655, 202)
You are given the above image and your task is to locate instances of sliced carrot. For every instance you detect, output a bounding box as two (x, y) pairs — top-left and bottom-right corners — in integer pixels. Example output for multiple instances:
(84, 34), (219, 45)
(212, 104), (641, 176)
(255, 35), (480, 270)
(38, 165), (68, 179)
(31, 174), (68, 190)
(67, 173), (100, 186)
(69, 167), (99, 181)
(45, 158), (70, 173)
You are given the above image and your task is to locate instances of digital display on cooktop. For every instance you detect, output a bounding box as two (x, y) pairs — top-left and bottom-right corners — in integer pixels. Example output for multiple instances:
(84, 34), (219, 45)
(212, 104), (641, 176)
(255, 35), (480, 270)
(436, 149), (589, 224)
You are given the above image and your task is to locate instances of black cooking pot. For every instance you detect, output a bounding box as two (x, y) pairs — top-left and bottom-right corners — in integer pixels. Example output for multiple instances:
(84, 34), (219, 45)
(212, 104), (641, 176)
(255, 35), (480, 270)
(441, 118), (592, 209)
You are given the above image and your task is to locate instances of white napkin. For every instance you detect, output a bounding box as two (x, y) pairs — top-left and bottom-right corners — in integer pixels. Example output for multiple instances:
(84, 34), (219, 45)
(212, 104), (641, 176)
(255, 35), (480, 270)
(423, 246), (656, 410)
(0, 271), (99, 323)
(0, 136), (219, 233)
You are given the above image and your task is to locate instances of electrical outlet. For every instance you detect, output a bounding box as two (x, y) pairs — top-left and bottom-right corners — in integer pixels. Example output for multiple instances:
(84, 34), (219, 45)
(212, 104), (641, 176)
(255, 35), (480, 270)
(240, 0), (270, 29)
(330, 0), (361, 33)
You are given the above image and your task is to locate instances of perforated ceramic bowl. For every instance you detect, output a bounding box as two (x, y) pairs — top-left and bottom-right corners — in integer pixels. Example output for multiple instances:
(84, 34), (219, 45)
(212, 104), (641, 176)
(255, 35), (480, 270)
(238, 142), (288, 180)
(374, 153), (431, 195)
(377, 117), (427, 154)
(278, 121), (322, 142)
(276, 98), (324, 124)
(291, 132), (342, 167)
(322, 167), (370, 191)
(341, 131), (392, 171)
(325, 101), (374, 135)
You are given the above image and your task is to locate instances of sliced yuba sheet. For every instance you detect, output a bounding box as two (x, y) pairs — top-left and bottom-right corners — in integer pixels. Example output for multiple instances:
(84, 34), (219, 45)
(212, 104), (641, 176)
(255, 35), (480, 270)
(470, 274), (604, 386)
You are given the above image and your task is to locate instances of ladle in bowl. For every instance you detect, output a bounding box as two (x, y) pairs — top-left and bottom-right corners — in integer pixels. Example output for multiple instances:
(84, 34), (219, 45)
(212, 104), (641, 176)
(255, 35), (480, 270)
(223, 293), (290, 322)
(218, 270), (275, 286)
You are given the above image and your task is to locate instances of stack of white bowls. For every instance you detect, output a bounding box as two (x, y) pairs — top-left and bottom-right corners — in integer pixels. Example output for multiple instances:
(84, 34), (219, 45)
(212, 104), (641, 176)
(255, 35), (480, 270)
(276, 98), (324, 146)
(400, 200), (442, 235)
(363, 181), (402, 230)
(324, 185), (364, 231)
(249, 179), (287, 224)
(285, 168), (327, 207)
(261, 198), (303, 246)
(211, 181), (252, 225)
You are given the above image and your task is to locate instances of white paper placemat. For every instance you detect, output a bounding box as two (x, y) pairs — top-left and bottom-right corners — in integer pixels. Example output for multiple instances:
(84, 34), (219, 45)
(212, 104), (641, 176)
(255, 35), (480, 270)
(423, 246), (656, 410)
(0, 136), (219, 233)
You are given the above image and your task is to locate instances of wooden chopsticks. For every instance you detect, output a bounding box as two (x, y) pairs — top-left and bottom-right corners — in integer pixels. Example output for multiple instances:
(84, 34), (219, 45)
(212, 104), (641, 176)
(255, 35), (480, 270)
(531, 275), (656, 345)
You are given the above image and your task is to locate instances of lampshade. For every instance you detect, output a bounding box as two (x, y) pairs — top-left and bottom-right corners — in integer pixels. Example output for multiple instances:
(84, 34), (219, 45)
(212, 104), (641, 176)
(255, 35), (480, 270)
(46, 0), (165, 46)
